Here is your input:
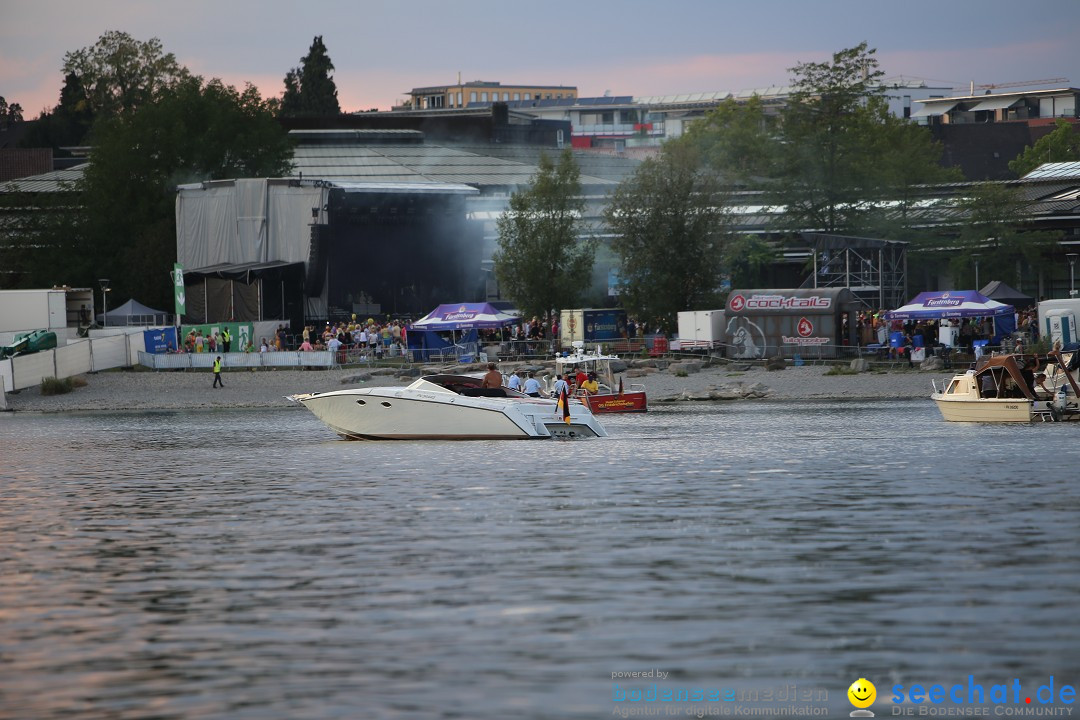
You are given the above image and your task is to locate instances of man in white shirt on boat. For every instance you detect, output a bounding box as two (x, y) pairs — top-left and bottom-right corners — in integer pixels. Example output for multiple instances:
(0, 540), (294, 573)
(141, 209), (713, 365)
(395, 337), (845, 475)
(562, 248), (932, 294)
(522, 371), (546, 398)
(507, 371), (523, 392)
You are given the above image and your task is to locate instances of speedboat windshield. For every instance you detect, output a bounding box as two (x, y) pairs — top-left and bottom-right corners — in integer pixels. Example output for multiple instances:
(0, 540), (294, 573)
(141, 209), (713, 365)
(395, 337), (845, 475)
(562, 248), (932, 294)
(406, 374), (529, 398)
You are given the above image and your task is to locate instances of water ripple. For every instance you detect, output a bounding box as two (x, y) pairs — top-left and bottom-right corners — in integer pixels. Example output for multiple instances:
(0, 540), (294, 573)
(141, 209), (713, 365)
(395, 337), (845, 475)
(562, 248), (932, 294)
(2, 401), (1079, 719)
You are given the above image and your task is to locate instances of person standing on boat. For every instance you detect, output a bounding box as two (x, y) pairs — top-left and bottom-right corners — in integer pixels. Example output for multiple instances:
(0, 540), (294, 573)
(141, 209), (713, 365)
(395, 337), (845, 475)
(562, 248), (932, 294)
(551, 373), (571, 399)
(523, 371), (545, 398)
(212, 356), (224, 388)
(481, 362), (503, 389)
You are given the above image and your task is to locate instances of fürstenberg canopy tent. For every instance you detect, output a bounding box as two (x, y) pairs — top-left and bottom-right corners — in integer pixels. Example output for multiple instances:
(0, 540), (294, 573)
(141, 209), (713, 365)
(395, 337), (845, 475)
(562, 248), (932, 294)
(885, 291), (1014, 320)
(886, 290), (1016, 340)
(411, 303), (518, 331)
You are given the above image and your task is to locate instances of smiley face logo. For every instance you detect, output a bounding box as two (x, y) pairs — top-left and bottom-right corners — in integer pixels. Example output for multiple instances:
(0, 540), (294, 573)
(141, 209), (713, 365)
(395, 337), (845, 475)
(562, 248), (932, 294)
(848, 678), (876, 712)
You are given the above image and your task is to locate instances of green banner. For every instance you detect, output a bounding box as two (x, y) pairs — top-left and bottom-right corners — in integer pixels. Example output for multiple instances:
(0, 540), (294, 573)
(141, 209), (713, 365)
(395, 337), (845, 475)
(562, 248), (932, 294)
(173, 263), (186, 316)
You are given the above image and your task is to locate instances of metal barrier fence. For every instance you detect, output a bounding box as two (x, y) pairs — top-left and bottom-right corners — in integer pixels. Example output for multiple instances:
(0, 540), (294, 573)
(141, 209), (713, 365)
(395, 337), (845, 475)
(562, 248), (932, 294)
(1, 335), (134, 392)
(137, 350), (335, 370)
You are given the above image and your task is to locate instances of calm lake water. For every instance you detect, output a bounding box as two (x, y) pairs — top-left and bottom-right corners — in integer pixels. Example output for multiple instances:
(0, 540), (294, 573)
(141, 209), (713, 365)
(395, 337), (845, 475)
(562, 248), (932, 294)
(2, 400), (1079, 720)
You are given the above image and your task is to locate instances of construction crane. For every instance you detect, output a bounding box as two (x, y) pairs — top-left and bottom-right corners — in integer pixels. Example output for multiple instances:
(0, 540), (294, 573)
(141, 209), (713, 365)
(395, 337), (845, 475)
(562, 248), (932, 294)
(968, 77), (1069, 94)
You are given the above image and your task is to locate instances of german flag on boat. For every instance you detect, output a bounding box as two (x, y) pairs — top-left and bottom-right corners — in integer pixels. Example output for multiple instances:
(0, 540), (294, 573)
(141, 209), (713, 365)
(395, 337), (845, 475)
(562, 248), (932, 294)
(557, 388), (571, 424)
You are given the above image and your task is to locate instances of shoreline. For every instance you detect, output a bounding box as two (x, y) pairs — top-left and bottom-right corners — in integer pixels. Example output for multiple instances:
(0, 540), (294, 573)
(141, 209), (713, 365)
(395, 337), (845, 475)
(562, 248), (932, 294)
(1, 363), (946, 413)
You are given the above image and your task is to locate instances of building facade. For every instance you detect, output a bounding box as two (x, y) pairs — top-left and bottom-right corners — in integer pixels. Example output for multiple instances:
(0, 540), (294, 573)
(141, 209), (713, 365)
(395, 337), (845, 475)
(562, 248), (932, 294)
(913, 87), (1079, 125)
(404, 81), (578, 110)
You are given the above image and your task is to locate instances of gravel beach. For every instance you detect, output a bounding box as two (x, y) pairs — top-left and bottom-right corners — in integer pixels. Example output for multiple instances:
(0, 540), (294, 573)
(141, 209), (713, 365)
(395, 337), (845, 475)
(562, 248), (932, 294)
(3, 361), (946, 413)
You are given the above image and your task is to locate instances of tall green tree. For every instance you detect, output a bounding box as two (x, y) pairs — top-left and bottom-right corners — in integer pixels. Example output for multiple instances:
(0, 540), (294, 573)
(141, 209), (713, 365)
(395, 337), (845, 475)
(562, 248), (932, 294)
(62, 30), (190, 117)
(684, 95), (777, 184)
(1009, 119), (1080, 177)
(688, 43), (956, 241)
(278, 36), (340, 117)
(493, 149), (595, 320)
(72, 77), (293, 306)
(20, 72), (97, 150)
(603, 139), (742, 333)
(0, 97), (24, 130)
(774, 42), (889, 233)
(944, 183), (1056, 288)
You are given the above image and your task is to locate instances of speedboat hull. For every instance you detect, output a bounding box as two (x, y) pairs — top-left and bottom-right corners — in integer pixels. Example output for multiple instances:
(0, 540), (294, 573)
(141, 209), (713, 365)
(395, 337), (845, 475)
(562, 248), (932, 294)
(581, 390), (648, 413)
(932, 393), (1036, 422)
(290, 375), (608, 440)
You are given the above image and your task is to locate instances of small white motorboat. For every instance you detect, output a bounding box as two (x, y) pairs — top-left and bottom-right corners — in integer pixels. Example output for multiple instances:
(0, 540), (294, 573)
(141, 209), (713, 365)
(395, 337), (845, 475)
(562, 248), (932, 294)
(932, 351), (1080, 422)
(288, 373), (608, 440)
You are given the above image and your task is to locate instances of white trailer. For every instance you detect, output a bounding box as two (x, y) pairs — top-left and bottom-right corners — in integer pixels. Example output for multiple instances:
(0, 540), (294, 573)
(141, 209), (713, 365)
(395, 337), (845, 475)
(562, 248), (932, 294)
(0, 288), (94, 341)
(676, 309), (725, 350)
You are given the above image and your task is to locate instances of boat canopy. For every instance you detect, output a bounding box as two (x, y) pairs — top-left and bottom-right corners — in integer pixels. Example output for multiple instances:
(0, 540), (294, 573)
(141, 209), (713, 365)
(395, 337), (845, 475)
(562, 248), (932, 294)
(972, 355), (1037, 400)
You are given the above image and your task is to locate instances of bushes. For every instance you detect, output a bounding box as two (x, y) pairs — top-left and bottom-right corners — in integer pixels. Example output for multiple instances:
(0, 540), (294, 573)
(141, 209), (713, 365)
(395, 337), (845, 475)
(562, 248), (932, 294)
(39, 376), (87, 395)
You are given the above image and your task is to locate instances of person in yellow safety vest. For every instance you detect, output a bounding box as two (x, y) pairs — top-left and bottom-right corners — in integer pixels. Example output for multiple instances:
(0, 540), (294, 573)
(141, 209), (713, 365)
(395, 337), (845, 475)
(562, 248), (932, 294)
(222, 327), (231, 353)
(212, 356), (224, 388)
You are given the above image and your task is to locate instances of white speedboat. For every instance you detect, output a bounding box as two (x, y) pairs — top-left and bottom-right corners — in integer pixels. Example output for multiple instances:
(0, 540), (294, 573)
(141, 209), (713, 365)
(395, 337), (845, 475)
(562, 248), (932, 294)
(931, 352), (1080, 422)
(288, 373), (608, 440)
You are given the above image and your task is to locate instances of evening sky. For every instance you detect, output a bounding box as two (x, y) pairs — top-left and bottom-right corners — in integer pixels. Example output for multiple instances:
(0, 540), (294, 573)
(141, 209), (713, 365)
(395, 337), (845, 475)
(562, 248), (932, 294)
(3, 0), (1078, 116)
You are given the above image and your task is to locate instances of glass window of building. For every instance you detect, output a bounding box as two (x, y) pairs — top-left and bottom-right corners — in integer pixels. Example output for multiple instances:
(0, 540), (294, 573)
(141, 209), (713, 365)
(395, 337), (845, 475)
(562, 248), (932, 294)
(481, 92), (488, 102)
(513, 93), (520, 101)
(470, 91), (477, 102)
(524, 93), (531, 100)
(502, 92), (509, 101)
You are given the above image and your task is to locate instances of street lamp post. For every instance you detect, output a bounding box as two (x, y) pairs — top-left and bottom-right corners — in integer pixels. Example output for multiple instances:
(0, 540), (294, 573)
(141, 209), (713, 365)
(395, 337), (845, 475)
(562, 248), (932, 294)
(1068, 254), (1078, 298)
(98, 278), (110, 327)
(971, 254), (980, 291)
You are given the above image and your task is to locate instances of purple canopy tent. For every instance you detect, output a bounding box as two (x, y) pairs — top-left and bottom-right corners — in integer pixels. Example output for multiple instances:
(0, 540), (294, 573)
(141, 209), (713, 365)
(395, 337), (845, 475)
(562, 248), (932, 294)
(408, 303), (518, 362)
(886, 290), (1016, 344)
(411, 303), (518, 331)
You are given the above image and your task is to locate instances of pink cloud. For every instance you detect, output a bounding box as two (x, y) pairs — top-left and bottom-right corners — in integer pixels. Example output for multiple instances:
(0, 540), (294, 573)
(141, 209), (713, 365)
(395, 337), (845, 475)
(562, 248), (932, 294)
(563, 51), (803, 98)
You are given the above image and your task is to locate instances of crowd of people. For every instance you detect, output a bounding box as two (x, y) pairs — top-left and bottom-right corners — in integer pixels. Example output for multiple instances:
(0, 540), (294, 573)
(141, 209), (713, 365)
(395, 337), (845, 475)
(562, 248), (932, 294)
(181, 327), (248, 353)
(481, 362), (603, 398)
(292, 319), (409, 362)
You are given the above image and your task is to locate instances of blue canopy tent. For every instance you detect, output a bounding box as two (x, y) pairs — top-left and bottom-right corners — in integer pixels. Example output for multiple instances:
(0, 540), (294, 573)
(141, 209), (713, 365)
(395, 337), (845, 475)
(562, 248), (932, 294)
(886, 290), (1016, 345)
(407, 303), (518, 362)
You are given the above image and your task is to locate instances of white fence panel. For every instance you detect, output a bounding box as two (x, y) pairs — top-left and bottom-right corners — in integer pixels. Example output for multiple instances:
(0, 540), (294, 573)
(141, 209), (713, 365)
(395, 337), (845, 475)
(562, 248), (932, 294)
(91, 335), (130, 372)
(11, 351), (56, 390)
(140, 352), (190, 370)
(261, 351), (334, 368)
(56, 341), (92, 378)
(1, 358), (12, 393)
(135, 350), (335, 371)
(293, 351), (334, 368)
(227, 353), (263, 369)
